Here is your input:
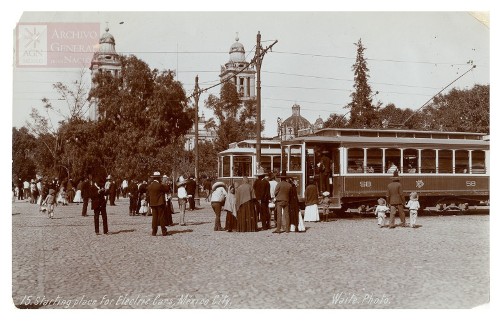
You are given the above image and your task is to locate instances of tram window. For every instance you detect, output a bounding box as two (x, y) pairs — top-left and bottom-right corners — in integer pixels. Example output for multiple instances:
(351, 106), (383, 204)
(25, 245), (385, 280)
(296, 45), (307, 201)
(233, 156), (252, 177)
(222, 156), (231, 177)
(471, 150), (486, 174)
(385, 148), (401, 173)
(366, 148), (383, 173)
(421, 149), (436, 173)
(455, 150), (469, 173)
(261, 156), (272, 173)
(347, 148), (364, 173)
(289, 145), (302, 171)
(403, 149), (418, 173)
(438, 150), (453, 173)
(272, 156), (281, 174)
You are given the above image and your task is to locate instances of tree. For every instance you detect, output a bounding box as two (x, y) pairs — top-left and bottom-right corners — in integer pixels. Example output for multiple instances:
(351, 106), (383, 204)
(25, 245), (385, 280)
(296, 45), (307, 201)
(12, 127), (37, 181)
(347, 39), (379, 128)
(323, 113), (349, 128)
(88, 55), (193, 180)
(205, 82), (261, 152)
(378, 103), (415, 129)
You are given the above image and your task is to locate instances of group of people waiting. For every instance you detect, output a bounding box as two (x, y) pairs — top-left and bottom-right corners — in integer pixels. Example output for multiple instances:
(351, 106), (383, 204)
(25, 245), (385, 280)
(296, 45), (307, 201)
(209, 169), (322, 234)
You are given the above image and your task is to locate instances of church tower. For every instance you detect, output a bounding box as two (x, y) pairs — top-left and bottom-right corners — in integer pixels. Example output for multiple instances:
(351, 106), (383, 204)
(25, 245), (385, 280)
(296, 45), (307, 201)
(219, 35), (256, 101)
(89, 26), (121, 120)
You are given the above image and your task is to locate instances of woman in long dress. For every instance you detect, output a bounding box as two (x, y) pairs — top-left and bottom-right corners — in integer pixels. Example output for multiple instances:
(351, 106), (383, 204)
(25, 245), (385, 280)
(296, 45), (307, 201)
(223, 184), (238, 232)
(235, 177), (257, 232)
(73, 179), (84, 204)
(303, 180), (320, 222)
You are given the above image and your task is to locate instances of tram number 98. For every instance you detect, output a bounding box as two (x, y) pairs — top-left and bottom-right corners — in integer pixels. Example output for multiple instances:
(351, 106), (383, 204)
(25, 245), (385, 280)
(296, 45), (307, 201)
(465, 181), (476, 187)
(360, 181), (372, 188)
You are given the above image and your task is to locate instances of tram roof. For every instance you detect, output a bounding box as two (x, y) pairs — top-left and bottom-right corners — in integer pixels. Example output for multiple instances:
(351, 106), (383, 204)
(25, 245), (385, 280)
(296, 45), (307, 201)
(310, 127), (487, 138)
(219, 147), (282, 155)
(284, 135), (490, 149)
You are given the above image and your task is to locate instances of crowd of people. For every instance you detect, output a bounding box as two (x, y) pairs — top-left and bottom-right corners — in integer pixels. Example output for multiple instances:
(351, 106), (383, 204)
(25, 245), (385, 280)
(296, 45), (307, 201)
(13, 168), (421, 236)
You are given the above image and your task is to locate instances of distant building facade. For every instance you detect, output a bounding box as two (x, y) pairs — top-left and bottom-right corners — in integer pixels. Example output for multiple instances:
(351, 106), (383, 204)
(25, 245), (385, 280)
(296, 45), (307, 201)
(184, 113), (216, 151)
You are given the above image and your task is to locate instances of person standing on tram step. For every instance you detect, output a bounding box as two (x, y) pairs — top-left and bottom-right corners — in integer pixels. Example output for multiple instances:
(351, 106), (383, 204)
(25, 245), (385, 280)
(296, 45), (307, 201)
(148, 171), (169, 236)
(253, 168), (271, 230)
(386, 171), (406, 228)
(273, 171), (292, 234)
(318, 150), (332, 194)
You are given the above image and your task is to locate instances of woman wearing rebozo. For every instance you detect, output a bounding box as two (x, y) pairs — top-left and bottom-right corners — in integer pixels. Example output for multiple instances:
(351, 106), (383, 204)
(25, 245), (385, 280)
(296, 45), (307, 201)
(211, 181), (227, 231)
(235, 176), (257, 232)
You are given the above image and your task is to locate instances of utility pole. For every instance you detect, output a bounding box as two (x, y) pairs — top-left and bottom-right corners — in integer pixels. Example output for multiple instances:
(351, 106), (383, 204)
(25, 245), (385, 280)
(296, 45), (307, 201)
(253, 31), (277, 172)
(193, 75), (201, 199)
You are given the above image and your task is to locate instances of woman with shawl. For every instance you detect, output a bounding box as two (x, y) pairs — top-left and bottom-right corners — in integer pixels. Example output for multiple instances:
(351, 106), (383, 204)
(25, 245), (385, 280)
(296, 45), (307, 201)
(288, 178), (304, 232)
(235, 177), (257, 232)
(223, 184), (238, 232)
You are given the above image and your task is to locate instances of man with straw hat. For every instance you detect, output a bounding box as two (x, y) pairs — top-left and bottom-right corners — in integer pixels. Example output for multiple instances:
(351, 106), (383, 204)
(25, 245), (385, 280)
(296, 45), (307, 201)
(148, 171), (169, 236)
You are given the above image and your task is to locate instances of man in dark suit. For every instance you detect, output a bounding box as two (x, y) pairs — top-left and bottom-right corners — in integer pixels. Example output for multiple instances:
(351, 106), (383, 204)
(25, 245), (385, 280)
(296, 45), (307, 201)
(387, 171), (406, 228)
(147, 171), (169, 236)
(81, 176), (91, 217)
(273, 171), (292, 233)
(185, 175), (197, 211)
(90, 179), (109, 235)
(253, 169), (271, 230)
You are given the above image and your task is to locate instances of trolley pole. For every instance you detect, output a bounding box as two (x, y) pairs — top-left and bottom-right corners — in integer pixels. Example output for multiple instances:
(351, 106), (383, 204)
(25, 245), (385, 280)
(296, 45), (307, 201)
(193, 75), (200, 199)
(253, 32), (277, 172)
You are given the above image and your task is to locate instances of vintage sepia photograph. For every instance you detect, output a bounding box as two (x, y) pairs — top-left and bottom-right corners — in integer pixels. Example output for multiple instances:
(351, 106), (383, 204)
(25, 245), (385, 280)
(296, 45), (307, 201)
(5, 3), (496, 319)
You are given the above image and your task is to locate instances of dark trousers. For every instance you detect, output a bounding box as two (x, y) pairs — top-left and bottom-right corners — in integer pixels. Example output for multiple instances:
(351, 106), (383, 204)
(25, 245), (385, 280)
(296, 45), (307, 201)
(389, 204), (406, 227)
(82, 197), (89, 216)
(276, 200), (290, 232)
(188, 195), (195, 210)
(319, 172), (330, 193)
(258, 200), (270, 230)
(211, 202), (223, 231)
(94, 207), (108, 234)
(151, 205), (167, 235)
(129, 196), (137, 215)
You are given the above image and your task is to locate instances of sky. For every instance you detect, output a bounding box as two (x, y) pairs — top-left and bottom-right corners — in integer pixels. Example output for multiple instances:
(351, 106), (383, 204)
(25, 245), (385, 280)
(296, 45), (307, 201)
(9, 10), (490, 138)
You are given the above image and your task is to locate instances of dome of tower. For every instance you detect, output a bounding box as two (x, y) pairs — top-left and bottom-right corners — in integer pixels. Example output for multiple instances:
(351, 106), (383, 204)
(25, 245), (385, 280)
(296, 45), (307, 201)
(229, 36), (246, 63)
(98, 27), (117, 55)
(282, 104), (312, 132)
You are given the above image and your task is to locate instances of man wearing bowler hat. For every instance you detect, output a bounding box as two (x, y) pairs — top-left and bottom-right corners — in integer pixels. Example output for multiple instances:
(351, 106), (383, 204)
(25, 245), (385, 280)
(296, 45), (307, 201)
(273, 170), (293, 234)
(253, 167), (271, 230)
(148, 171), (169, 236)
(387, 171), (406, 228)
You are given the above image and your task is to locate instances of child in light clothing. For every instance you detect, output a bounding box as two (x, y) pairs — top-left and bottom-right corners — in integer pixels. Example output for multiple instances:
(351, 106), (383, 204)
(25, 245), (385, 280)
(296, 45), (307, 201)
(43, 189), (56, 219)
(374, 198), (389, 227)
(138, 195), (149, 215)
(406, 192), (420, 228)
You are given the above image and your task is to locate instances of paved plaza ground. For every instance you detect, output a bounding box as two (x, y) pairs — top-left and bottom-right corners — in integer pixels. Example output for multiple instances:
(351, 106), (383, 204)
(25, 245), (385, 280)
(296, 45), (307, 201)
(11, 197), (489, 309)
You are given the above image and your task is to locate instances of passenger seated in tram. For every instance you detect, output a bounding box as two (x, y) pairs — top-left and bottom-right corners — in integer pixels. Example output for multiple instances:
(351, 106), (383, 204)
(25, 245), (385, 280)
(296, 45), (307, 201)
(407, 164), (416, 173)
(386, 162), (398, 174)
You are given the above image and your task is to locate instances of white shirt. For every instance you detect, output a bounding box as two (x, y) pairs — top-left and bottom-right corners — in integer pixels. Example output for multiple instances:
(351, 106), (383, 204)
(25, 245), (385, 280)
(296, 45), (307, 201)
(210, 186), (227, 202)
(177, 186), (188, 199)
(269, 180), (278, 198)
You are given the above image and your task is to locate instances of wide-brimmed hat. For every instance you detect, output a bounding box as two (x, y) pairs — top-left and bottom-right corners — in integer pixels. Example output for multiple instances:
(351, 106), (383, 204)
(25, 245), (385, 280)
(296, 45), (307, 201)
(106, 175), (112, 180)
(322, 191), (330, 197)
(391, 171), (400, 181)
(212, 181), (226, 190)
(176, 176), (187, 186)
(150, 171), (161, 178)
(410, 192), (418, 200)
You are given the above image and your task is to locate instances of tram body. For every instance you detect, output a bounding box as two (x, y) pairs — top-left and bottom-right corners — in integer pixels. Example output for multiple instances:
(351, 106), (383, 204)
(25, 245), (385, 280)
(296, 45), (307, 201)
(281, 128), (489, 210)
(217, 128), (489, 211)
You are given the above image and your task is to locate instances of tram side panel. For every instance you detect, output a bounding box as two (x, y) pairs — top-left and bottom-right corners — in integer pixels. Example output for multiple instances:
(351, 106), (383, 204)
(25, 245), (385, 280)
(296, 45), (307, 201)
(339, 175), (489, 207)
